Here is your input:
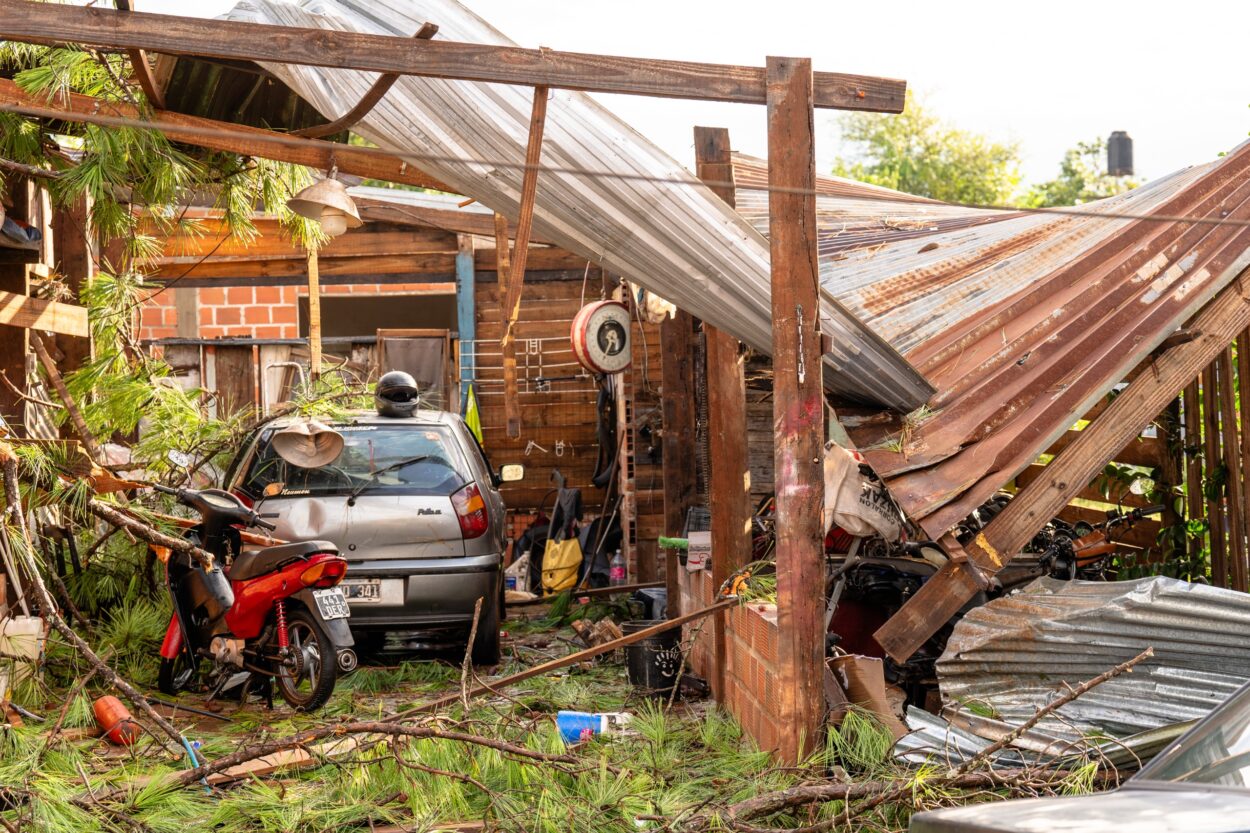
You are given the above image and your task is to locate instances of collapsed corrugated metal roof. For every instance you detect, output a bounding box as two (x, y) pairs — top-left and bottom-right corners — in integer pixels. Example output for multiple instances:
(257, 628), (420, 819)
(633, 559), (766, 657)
(936, 577), (1250, 739)
(221, 0), (934, 412)
(732, 146), (1250, 538)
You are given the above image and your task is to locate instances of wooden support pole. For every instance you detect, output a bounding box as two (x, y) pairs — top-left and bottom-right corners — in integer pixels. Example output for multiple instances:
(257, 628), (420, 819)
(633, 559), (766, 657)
(499, 86), (549, 439)
(1218, 347), (1246, 590)
(766, 57), (825, 764)
(306, 248), (322, 382)
(660, 309), (697, 617)
(112, 1), (166, 109)
(493, 212), (518, 437)
(455, 233), (475, 411)
(1239, 331), (1250, 581)
(1203, 361), (1226, 587)
(693, 125), (751, 703)
(1182, 381), (1205, 567)
(876, 270), (1250, 659)
(49, 195), (95, 375)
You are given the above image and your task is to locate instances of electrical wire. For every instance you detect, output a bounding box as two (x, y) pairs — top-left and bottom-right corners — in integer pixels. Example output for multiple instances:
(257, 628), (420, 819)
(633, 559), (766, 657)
(3, 99), (1250, 230)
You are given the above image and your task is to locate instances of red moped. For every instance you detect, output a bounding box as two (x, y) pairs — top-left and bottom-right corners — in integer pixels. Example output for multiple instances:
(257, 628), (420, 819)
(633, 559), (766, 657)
(153, 485), (354, 712)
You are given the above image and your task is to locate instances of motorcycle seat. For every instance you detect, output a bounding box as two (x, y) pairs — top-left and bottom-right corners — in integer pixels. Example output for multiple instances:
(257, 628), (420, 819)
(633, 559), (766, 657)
(228, 540), (338, 582)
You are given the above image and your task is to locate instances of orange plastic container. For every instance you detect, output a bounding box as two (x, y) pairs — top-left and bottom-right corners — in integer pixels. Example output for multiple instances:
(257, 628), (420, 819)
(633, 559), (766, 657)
(93, 695), (140, 745)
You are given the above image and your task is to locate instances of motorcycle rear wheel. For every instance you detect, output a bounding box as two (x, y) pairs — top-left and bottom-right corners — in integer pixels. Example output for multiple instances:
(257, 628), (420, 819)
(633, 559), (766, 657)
(273, 608), (337, 712)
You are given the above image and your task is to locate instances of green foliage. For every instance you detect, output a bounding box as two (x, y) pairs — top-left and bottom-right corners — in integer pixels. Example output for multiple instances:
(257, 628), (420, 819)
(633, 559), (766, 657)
(833, 91), (1022, 206)
(825, 708), (897, 775)
(0, 43), (326, 260)
(1023, 137), (1139, 207)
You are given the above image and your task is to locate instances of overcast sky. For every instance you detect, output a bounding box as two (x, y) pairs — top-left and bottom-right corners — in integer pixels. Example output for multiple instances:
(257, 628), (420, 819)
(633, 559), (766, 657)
(141, 0), (1250, 189)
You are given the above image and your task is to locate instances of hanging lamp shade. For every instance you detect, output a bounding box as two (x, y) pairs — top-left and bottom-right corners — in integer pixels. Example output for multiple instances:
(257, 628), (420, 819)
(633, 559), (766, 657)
(286, 178), (363, 237)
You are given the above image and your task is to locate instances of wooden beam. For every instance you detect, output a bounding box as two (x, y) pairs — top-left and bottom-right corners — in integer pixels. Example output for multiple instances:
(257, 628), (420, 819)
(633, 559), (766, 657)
(499, 87), (548, 440)
(694, 125), (750, 705)
(660, 309), (697, 618)
(0, 78), (453, 193)
(875, 270), (1250, 661)
(766, 57), (825, 765)
(294, 22), (438, 139)
(0, 289), (88, 338)
(49, 195), (94, 374)
(493, 212), (519, 439)
(0, 2), (907, 112)
(1182, 380), (1204, 566)
(1203, 361), (1227, 587)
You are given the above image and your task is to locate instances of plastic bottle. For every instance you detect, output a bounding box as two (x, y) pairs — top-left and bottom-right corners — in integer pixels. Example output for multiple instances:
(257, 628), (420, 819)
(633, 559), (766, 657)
(609, 549), (627, 586)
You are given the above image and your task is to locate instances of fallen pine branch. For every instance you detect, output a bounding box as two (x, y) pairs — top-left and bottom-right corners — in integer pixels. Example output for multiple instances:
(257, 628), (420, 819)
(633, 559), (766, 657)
(0, 444), (190, 754)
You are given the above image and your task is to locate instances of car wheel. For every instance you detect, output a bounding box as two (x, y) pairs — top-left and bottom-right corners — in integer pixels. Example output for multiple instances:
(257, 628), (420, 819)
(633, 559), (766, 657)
(471, 586), (502, 667)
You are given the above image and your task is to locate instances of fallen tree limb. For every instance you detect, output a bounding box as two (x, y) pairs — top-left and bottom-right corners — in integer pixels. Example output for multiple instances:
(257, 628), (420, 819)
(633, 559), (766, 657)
(30, 332), (104, 464)
(396, 596), (737, 718)
(174, 720), (587, 787)
(723, 767), (1116, 825)
(0, 444), (189, 753)
(732, 647), (1152, 833)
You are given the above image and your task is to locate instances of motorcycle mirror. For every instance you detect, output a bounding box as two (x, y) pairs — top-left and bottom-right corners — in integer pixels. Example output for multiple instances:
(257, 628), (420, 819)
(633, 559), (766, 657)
(166, 449), (193, 470)
(499, 463), (525, 483)
(263, 482), (285, 497)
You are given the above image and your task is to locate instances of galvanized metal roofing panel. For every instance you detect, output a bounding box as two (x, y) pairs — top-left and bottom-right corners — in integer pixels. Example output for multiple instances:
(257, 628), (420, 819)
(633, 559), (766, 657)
(222, 0), (934, 411)
(936, 577), (1250, 739)
(733, 144), (1250, 538)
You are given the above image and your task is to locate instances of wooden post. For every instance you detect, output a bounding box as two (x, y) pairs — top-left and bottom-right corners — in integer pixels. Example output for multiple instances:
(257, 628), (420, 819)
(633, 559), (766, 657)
(766, 57), (825, 764)
(455, 233), (476, 411)
(693, 125), (751, 703)
(1218, 348), (1246, 590)
(306, 247), (322, 382)
(49, 195), (94, 374)
(1203, 361), (1226, 587)
(1182, 381), (1205, 567)
(499, 86), (549, 439)
(660, 309), (697, 617)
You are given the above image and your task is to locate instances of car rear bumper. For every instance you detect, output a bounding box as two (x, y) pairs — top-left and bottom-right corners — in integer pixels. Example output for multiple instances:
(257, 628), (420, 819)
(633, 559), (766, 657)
(342, 553), (501, 629)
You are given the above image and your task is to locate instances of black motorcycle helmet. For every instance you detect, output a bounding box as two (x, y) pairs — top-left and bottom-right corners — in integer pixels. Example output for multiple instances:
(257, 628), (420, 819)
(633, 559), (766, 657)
(375, 370), (420, 418)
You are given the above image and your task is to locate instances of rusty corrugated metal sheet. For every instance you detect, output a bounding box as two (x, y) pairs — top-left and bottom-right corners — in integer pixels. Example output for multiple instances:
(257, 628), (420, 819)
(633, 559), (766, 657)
(733, 146), (1250, 537)
(221, 0), (935, 412)
(935, 577), (1250, 739)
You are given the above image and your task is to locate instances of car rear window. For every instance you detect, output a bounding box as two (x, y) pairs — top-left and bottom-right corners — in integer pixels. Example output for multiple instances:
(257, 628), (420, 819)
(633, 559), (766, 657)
(240, 423), (468, 499)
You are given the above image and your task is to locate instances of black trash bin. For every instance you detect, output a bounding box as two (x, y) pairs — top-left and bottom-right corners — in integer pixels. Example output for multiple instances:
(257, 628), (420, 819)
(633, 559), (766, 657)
(622, 619), (683, 697)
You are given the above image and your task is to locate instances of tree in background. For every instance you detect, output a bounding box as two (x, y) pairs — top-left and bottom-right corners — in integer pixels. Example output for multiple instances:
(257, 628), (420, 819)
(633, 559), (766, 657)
(1023, 137), (1139, 207)
(832, 90), (1022, 206)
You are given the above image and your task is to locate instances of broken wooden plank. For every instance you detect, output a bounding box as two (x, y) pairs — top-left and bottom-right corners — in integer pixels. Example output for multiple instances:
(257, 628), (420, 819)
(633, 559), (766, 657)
(0, 2), (907, 112)
(875, 270), (1250, 661)
(293, 22), (439, 139)
(113, 0), (166, 109)
(0, 288), (87, 337)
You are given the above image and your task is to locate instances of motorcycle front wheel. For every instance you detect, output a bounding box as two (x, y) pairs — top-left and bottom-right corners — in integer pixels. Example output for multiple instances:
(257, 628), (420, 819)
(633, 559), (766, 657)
(273, 608), (337, 712)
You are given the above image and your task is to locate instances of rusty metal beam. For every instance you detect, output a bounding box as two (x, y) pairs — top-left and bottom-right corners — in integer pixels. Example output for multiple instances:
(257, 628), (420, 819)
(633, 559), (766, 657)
(874, 267), (1250, 662)
(766, 56), (825, 764)
(294, 22), (438, 139)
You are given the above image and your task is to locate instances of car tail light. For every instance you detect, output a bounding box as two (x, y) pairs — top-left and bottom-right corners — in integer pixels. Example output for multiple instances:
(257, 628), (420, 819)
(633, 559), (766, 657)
(300, 557), (347, 588)
(451, 482), (489, 539)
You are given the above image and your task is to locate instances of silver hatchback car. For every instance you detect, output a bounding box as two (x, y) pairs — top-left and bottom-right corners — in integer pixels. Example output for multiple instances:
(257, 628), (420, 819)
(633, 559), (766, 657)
(223, 408), (519, 664)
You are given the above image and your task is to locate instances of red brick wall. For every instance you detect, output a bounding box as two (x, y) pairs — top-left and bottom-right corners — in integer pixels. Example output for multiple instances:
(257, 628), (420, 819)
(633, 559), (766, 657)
(677, 566), (782, 755)
(138, 283), (451, 341)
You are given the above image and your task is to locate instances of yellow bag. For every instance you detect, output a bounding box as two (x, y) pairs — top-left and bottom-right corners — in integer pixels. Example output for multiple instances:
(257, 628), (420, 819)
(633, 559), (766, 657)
(541, 537), (583, 595)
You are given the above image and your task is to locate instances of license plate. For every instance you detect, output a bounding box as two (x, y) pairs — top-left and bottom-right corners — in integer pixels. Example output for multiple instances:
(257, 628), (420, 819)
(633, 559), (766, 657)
(312, 588), (351, 620)
(342, 578), (383, 602)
